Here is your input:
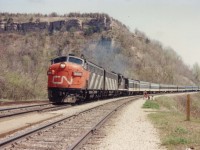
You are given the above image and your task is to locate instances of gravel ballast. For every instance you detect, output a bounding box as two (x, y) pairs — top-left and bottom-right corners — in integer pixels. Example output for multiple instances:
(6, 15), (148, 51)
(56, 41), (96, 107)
(83, 98), (166, 150)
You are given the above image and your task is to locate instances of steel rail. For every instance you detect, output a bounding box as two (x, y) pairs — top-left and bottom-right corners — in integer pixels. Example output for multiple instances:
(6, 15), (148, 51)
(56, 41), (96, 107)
(0, 104), (70, 119)
(0, 96), (141, 148)
(67, 96), (140, 150)
(0, 103), (51, 111)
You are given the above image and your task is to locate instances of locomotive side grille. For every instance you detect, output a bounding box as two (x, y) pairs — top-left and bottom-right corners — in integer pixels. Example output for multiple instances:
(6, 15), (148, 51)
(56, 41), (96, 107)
(89, 73), (96, 89)
(114, 79), (117, 90)
(108, 78), (110, 90)
(113, 79), (116, 90)
(94, 75), (100, 89)
(98, 76), (103, 89)
(105, 77), (118, 90)
(114, 80), (117, 90)
(109, 78), (112, 89)
(105, 78), (109, 89)
(88, 72), (104, 90)
(107, 78), (109, 89)
(111, 79), (114, 89)
(110, 79), (112, 89)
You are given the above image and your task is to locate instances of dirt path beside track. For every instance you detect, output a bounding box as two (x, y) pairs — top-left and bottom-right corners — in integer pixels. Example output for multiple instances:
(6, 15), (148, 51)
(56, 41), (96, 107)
(92, 98), (166, 150)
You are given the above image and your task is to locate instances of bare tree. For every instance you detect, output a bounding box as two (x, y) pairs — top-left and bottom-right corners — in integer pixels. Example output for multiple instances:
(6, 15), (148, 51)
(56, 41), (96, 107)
(192, 63), (200, 82)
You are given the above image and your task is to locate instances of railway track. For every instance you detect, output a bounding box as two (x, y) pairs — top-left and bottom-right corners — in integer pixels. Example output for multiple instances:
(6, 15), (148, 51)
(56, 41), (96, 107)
(0, 103), (71, 119)
(0, 96), (141, 149)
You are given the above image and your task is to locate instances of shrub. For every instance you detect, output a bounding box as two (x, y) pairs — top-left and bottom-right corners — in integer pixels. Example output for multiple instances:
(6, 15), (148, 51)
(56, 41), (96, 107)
(142, 100), (160, 109)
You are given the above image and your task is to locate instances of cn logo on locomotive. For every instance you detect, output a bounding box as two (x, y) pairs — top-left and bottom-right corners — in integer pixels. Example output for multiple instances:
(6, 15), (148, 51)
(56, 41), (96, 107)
(52, 76), (73, 85)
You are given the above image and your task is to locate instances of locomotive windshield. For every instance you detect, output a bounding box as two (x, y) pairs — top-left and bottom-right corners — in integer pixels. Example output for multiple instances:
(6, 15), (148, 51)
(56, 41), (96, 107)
(68, 56), (83, 65)
(51, 56), (67, 64)
(51, 56), (84, 66)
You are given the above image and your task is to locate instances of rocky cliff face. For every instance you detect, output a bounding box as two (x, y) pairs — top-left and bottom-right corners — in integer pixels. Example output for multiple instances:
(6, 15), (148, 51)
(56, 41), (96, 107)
(0, 16), (111, 33)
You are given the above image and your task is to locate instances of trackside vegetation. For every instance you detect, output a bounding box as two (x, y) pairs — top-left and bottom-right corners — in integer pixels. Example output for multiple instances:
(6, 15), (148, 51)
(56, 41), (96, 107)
(142, 93), (200, 150)
(142, 100), (160, 109)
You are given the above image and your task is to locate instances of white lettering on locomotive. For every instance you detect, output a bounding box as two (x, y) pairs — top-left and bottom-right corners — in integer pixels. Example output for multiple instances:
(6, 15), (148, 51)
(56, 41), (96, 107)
(52, 76), (73, 85)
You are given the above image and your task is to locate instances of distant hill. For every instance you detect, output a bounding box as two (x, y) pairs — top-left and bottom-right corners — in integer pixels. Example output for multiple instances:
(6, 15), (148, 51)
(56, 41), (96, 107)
(0, 12), (197, 100)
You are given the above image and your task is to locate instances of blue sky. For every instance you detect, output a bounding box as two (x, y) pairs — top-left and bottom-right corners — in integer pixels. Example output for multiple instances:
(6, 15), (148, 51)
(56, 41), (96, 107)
(0, 0), (200, 66)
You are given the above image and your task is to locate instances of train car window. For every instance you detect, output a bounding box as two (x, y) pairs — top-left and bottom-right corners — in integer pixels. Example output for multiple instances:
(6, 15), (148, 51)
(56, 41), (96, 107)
(68, 57), (83, 65)
(51, 56), (67, 64)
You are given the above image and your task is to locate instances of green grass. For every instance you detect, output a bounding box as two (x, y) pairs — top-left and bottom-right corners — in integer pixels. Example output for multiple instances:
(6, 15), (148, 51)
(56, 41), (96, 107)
(174, 126), (188, 134)
(146, 95), (200, 150)
(155, 96), (177, 110)
(142, 100), (160, 109)
(163, 136), (189, 145)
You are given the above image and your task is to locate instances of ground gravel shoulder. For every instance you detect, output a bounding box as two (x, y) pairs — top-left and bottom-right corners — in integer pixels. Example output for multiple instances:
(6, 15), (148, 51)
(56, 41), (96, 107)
(94, 98), (166, 150)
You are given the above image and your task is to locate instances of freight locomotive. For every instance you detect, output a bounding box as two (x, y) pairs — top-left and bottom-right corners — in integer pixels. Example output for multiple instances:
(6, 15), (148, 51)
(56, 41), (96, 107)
(47, 54), (200, 103)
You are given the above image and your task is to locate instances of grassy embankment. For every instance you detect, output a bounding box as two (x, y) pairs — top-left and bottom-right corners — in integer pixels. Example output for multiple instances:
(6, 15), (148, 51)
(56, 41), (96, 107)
(143, 93), (200, 150)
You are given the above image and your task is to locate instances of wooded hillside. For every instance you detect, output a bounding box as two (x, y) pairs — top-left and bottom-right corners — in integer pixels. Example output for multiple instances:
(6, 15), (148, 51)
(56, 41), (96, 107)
(0, 12), (199, 100)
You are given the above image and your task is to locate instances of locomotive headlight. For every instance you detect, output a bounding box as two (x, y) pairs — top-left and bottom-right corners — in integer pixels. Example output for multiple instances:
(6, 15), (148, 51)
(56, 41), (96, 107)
(60, 63), (66, 69)
(73, 71), (82, 77)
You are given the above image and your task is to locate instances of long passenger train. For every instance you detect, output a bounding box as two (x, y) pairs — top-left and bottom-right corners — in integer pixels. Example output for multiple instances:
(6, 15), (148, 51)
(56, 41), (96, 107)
(47, 54), (199, 103)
